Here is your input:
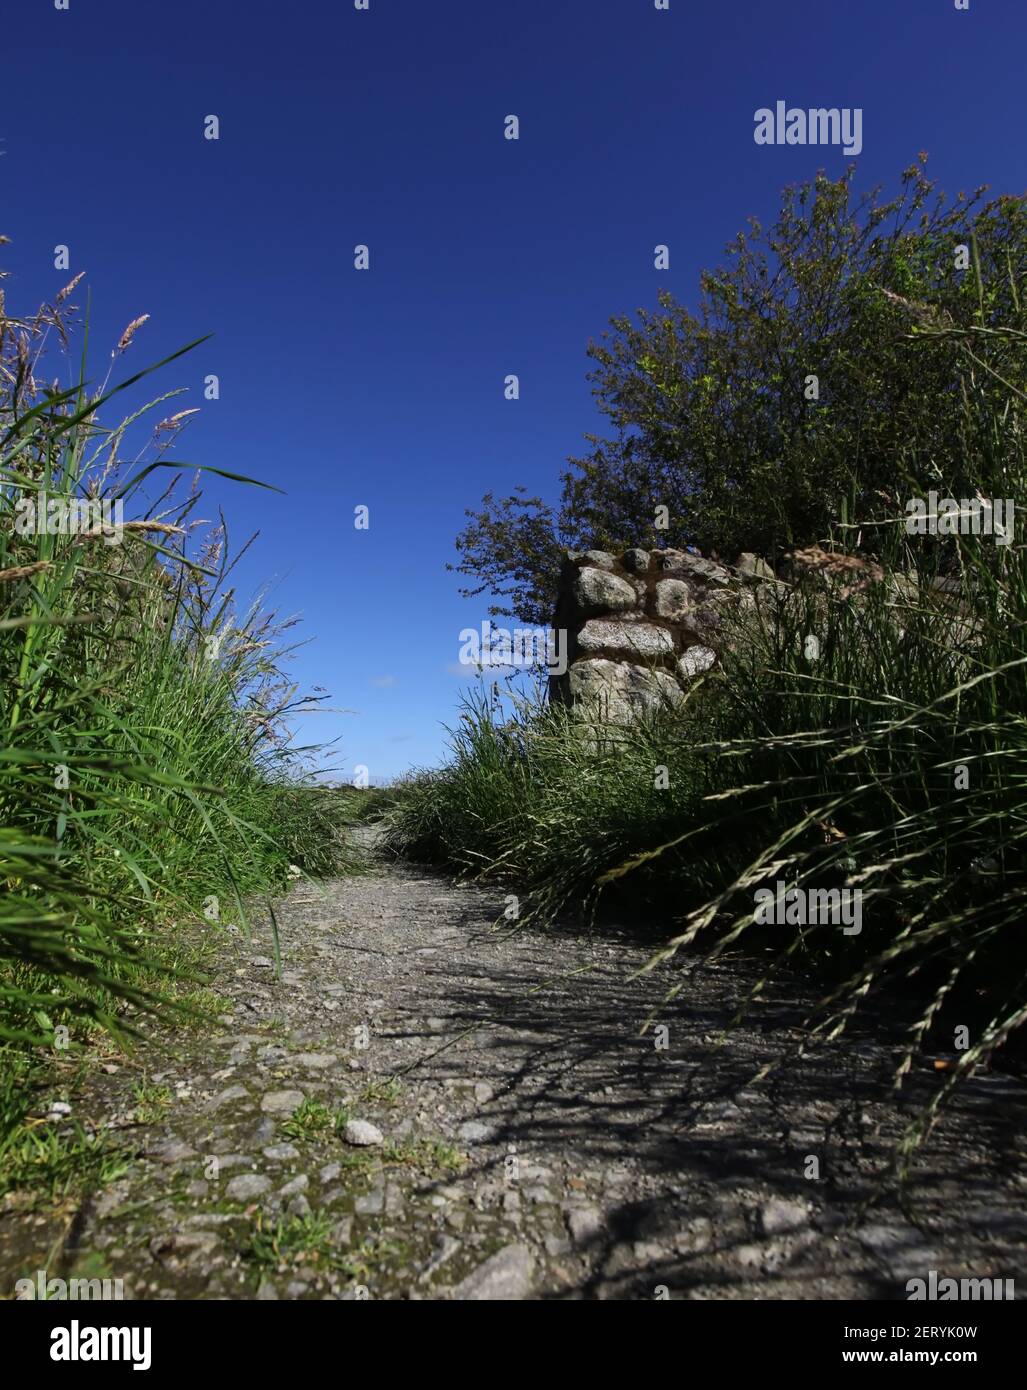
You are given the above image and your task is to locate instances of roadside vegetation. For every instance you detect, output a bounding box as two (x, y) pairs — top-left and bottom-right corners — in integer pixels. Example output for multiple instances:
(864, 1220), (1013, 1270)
(390, 162), (1027, 1145)
(0, 255), (354, 1202)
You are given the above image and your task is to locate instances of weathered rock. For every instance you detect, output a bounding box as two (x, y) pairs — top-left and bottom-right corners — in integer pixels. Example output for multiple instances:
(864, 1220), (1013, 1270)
(677, 645), (717, 680)
(263, 1143), (300, 1162)
(452, 1244), (535, 1300)
(260, 1090), (305, 1115)
(622, 548), (650, 573)
(571, 567), (637, 618)
(149, 1139), (197, 1165)
(655, 550), (732, 585)
(343, 1118), (384, 1147)
(567, 660), (682, 723)
(576, 619), (675, 661)
(457, 1120), (496, 1143)
(737, 552), (775, 581)
(653, 578), (694, 620)
(208, 1084), (249, 1111)
(294, 1053), (336, 1070)
(566, 1205), (604, 1244)
(149, 1231), (221, 1264)
(760, 1197), (811, 1236)
(225, 1173), (271, 1201)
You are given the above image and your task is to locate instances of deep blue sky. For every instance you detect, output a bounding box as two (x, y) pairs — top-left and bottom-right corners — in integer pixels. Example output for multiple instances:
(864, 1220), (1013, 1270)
(2, 0), (1023, 780)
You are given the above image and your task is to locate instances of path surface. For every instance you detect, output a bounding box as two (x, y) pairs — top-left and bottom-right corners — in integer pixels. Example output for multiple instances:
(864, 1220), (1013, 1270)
(5, 829), (1026, 1300)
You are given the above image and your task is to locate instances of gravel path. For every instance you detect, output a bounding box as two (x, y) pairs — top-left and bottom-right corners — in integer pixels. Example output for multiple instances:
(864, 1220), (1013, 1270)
(5, 828), (1026, 1300)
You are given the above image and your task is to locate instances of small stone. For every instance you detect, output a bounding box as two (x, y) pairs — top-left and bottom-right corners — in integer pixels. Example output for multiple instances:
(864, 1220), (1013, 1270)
(453, 1244), (535, 1301)
(735, 1243), (765, 1271)
(421, 1236), (461, 1282)
(287, 1195), (312, 1219)
(457, 1120), (495, 1144)
(295, 1053), (336, 1070)
(343, 1119), (384, 1147)
(263, 1143), (300, 1162)
(566, 1205), (603, 1243)
(149, 1231), (221, 1263)
(737, 552), (775, 581)
(256, 1278), (279, 1300)
(332, 1217), (353, 1245)
(355, 1189), (384, 1215)
(208, 1084), (249, 1110)
(622, 548), (650, 573)
(280, 1174), (309, 1197)
(656, 550), (732, 585)
(150, 1139), (197, 1164)
(261, 1090), (305, 1115)
(226, 1173), (272, 1201)
(210, 1153), (250, 1172)
(674, 1218), (712, 1254)
(524, 1184), (555, 1205)
(319, 1163), (341, 1184)
(760, 1198), (810, 1236)
(677, 646), (717, 680)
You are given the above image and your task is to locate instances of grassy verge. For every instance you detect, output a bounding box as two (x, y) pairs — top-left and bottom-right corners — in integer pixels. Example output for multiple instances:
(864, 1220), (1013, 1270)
(0, 262), (352, 1199)
(386, 288), (1027, 1148)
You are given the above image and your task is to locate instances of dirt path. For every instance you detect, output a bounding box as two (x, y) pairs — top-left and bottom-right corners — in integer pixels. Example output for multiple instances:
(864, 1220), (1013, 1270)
(5, 829), (1026, 1300)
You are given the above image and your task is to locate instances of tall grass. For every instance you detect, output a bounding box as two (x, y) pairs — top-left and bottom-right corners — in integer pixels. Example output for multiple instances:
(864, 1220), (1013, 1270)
(386, 283), (1027, 1142)
(0, 265), (349, 1056)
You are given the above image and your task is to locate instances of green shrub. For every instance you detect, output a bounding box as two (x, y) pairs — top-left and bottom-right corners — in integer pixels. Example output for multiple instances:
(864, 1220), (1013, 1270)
(394, 275), (1027, 1147)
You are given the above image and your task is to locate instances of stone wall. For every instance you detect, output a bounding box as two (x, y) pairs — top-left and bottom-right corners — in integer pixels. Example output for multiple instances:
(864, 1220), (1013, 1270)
(549, 546), (772, 722)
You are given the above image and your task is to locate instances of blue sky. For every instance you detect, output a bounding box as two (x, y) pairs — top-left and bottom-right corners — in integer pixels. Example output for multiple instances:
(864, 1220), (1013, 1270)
(2, 0), (1023, 780)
